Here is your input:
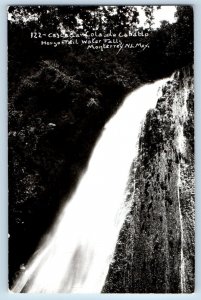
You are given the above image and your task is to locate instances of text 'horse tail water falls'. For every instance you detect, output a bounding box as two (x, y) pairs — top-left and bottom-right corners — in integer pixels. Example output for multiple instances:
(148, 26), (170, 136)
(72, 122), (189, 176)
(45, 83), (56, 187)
(11, 77), (171, 293)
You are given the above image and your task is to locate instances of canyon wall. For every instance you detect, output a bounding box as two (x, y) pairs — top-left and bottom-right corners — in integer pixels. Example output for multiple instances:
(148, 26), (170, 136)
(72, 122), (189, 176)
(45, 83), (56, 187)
(103, 65), (194, 293)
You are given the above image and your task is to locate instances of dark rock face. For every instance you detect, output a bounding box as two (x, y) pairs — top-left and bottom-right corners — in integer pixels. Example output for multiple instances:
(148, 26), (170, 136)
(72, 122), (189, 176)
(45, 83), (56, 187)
(103, 65), (194, 293)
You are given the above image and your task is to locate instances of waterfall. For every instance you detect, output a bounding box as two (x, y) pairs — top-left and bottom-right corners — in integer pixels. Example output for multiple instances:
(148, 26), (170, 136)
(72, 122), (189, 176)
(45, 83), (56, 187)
(11, 77), (170, 293)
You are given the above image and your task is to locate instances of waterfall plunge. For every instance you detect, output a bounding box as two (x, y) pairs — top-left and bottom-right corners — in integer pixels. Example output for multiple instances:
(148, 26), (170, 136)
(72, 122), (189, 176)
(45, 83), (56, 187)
(12, 77), (170, 293)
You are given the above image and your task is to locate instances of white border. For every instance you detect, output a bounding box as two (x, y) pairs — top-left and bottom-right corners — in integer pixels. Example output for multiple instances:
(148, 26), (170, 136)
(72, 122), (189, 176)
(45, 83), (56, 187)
(1, 1), (200, 299)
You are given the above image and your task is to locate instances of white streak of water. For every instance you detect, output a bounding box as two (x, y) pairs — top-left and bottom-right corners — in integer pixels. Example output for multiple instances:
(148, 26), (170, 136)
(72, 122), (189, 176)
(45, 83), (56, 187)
(12, 77), (170, 293)
(175, 84), (189, 293)
(177, 162), (186, 293)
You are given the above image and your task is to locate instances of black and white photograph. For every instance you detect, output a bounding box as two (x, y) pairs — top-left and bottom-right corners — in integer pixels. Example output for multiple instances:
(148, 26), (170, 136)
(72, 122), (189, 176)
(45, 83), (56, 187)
(8, 5), (194, 293)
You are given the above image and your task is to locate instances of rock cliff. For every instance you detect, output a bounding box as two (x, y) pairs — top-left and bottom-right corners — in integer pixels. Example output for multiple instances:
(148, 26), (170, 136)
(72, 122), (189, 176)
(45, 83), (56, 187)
(103, 65), (194, 293)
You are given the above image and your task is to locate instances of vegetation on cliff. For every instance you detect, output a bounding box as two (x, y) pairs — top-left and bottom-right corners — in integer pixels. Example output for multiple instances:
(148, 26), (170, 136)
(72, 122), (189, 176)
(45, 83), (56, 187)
(103, 65), (194, 293)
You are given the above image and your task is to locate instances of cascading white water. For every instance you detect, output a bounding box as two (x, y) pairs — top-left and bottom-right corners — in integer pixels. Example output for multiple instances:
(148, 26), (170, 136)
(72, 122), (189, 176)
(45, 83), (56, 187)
(12, 77), (170, 294)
